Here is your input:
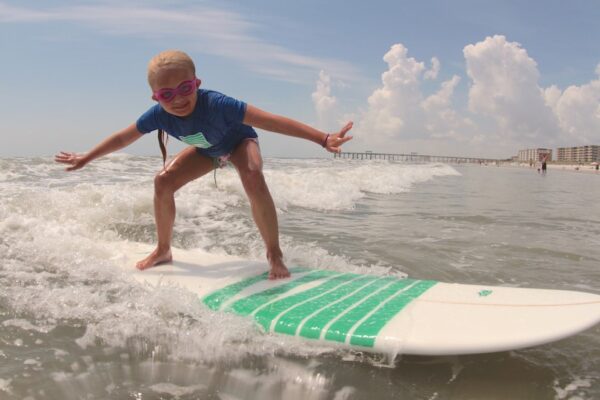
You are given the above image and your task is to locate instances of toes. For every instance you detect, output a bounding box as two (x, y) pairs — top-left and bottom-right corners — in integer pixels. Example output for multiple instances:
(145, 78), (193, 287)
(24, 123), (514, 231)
(268, 269), (291, 280)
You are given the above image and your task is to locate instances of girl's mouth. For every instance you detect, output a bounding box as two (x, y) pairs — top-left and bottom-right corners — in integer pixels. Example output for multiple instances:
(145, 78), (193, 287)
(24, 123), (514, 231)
(171, 103), (189, 113)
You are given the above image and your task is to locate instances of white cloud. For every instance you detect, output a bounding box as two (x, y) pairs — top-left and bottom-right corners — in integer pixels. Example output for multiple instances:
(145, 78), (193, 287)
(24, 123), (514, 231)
(357, 44), (425, 142)
(0, 2), (359, 84)
(350, 37), (600, 157)
(355, 44), (474, 151)
(424, 57), (440, 80)
(422, 76), (475, 140)
(463, 35), (560, 144)
(311, 71), (337, 130)
(543, 85), (562, 112)
(422, 75), (460, 110)
(549, 75), (600, 144)
(464, 36), (599, 149)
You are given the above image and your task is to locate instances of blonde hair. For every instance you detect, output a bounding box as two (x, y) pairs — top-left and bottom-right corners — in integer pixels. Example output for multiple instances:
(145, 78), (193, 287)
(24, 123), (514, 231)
(148, 50), (196, 168)
(147, 50), (196, 85)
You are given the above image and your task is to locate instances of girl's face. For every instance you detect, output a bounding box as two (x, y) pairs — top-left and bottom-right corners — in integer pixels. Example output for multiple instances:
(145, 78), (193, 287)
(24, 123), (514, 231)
(150, 66), (201, 117)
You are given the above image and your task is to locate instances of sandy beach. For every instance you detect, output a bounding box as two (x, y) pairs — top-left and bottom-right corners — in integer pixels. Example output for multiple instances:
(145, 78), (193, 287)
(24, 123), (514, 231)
(503, 162), (600, 174)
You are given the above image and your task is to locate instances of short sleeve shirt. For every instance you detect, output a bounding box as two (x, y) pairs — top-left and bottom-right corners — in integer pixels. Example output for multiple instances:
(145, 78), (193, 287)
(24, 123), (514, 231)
(136, 89), (257, 157)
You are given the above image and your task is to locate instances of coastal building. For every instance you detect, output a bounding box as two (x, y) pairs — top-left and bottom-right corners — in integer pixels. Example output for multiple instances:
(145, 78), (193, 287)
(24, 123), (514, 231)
(556, 145), (600, 163)
(517, 148), (552, 162)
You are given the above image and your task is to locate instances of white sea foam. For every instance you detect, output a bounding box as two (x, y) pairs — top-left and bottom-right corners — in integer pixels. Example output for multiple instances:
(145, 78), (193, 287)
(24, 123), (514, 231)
(0, 155), (459, 365)
(0, 378), (12, 394)
(265, 160), (460, 211)
(222, 358), (332, 400)
(2, 319), (55, 333)
(554, 377), (593, 400)
(333, 386), (357, 400)
(150, 382), (208, 397)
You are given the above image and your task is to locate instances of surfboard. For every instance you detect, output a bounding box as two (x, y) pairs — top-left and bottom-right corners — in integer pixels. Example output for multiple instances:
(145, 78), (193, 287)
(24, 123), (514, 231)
(118, 243), (600, 356)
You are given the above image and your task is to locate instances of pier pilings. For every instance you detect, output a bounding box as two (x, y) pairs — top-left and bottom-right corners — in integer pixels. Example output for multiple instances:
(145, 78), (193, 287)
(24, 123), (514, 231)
(333, 152), (504, 164)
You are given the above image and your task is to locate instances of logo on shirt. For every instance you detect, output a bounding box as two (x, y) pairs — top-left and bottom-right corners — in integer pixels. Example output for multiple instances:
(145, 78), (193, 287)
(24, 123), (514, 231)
(181, 132), (212, 149)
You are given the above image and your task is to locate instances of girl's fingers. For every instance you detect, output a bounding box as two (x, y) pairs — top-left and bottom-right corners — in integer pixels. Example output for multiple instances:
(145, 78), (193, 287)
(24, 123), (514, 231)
(338, 121), (354, 137)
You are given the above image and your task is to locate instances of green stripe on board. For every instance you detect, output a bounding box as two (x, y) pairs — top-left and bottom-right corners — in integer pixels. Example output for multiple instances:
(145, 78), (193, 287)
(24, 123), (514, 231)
(350, 280), (437, 347)
(254, 273), (359, 331)
(298, 277), (395, 340)
(324, 279), (417, 344)
(229, 270), (339, 316)
(273, 275), (379, 335)
(202, 269), (437, 350)
(202, 267), (308, 311)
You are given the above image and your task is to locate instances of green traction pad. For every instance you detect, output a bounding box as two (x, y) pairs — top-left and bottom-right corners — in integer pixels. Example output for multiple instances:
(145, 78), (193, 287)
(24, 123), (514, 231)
(202, 268), (436, 348)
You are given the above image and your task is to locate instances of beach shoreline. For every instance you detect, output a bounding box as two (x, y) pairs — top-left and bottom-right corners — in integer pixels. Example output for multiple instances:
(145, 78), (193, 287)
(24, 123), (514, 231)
(491, 162), (600, 174)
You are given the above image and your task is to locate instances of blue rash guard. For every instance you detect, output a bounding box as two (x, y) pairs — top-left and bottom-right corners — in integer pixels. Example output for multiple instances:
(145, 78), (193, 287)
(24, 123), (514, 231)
(136, 89), (258, 158)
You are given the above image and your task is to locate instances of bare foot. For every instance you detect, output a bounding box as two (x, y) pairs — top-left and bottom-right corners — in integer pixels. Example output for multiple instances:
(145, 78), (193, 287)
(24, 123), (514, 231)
(268, 254), (290, 280)
(136, 247), (173, 271)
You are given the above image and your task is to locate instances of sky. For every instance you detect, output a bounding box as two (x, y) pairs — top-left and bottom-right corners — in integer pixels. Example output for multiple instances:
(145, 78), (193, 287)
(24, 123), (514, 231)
(1, 0), (599, 159)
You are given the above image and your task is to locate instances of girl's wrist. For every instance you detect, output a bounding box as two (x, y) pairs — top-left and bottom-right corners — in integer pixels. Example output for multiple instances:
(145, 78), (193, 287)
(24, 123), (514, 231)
(321, 133), (330, 148)
(81, 153), (94, 165)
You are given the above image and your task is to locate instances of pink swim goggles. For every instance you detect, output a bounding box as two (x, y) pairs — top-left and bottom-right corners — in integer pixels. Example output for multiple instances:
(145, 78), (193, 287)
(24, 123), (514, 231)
(152, 78), (199, 103)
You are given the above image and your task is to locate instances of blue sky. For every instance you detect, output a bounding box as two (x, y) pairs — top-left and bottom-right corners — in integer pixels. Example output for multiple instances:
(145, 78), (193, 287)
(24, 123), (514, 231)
(1, 0), (599, 158)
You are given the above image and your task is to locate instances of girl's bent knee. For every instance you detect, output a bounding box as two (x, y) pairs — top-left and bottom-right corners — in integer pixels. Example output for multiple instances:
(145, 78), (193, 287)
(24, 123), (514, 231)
(154, 172), (175, 196)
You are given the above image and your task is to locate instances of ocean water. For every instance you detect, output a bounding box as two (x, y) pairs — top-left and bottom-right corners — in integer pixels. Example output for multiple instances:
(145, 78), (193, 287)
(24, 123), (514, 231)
(0, 155), (598, 400)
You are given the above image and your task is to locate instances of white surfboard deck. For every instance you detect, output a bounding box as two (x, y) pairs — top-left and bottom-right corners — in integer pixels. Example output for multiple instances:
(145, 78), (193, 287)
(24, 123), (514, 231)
(117, 242), (600, 356)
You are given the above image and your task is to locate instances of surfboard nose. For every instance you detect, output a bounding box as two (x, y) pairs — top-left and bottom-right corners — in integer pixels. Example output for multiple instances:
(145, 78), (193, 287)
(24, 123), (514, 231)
(373, 285), (600, 356)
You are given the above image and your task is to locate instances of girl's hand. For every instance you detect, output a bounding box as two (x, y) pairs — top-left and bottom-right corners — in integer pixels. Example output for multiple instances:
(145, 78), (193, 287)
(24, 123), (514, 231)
(54, 152), (89, 171)
(324, 121), (353, 153)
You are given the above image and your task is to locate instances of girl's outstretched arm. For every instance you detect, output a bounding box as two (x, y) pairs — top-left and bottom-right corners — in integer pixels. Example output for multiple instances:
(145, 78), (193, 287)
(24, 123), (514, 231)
(243, 104), (353, 153)
(55, 124), (143, 171)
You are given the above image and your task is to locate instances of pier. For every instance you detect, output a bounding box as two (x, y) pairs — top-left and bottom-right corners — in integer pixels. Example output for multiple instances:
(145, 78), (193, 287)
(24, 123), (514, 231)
(333, 151), (506, 164)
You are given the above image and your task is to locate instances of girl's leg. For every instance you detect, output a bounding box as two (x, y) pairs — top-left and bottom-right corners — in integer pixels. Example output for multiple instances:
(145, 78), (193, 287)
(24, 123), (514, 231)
(136, 146), (214, 270)
(229, 139), (290, 279)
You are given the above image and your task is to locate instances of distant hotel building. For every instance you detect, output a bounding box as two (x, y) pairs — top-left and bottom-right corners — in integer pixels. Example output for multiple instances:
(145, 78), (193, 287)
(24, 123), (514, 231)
(556, 145), (600, 163)
(518, 148), (552, 162)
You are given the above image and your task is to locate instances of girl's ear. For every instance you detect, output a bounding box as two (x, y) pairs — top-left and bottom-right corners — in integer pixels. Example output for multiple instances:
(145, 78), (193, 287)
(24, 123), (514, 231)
(195, 78), (202, 88)
(152, 94), (158, 101)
